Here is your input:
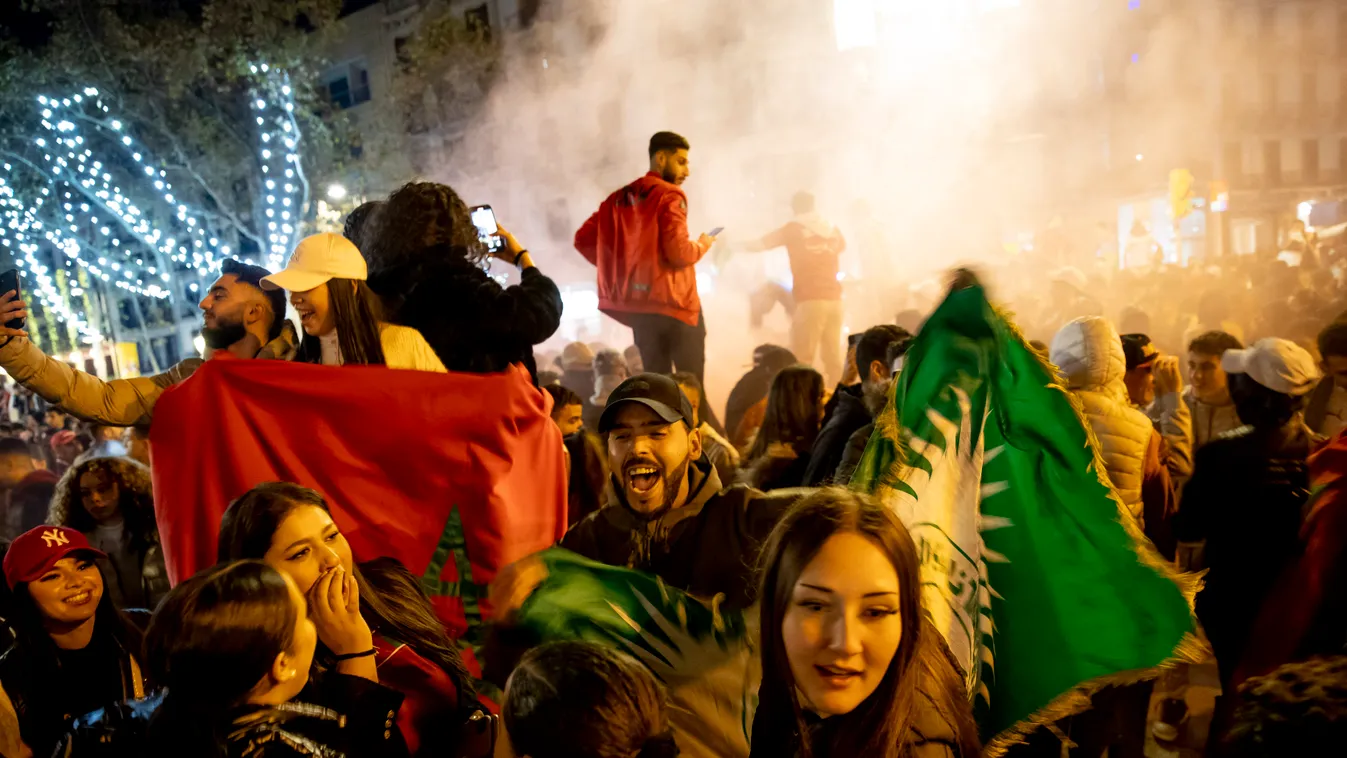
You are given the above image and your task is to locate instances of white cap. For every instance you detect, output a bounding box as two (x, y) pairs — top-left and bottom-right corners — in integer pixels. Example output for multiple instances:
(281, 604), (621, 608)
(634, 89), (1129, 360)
(261, 233), (368, 293)
(1221, 338), (1320, 396)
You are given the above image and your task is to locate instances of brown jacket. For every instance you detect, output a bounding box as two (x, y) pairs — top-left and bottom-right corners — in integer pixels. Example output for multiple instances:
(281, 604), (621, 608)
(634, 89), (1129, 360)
(0, 326), (296, 428)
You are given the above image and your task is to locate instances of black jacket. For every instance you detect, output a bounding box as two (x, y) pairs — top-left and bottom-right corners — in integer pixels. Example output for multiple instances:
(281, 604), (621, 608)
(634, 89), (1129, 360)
(0, 609), (151, 757)
(137, 672), (409, 758)
(559, 460), (798, 610)
(1178, 419), (1320, 682)
(369, 255), (562, 382)
(833, 421), (875, 485)
(803, 384), (872, 487)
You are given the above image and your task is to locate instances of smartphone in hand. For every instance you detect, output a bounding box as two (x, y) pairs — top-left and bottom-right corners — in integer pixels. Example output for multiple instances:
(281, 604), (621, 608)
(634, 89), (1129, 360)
(0, 269), (24, 331)
(469, 204), (504, 254)
(707, 226), (724, 237)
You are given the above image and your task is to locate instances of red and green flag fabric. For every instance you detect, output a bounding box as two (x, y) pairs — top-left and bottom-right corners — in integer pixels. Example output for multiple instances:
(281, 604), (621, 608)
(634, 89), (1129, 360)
(148, 357), (568, 695)
(850, 283), (1204, 754)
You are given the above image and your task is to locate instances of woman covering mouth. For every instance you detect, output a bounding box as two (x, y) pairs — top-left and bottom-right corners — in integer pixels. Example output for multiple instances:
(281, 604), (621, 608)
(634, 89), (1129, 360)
(0, 526), (157, 757)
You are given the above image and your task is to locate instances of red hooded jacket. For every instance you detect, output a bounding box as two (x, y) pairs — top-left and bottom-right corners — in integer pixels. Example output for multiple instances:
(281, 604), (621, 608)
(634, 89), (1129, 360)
(574, 172), (708, 327)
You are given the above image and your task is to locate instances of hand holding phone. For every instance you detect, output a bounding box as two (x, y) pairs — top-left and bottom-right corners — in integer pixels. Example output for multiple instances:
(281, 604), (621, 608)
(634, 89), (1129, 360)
(469, 204), (504, 254)
(707, 226), (724, 237)
(0, 270), (28, 337)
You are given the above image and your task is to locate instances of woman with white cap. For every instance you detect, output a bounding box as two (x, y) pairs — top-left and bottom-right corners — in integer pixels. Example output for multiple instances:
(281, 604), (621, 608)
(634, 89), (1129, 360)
(262, 233), (446, 372)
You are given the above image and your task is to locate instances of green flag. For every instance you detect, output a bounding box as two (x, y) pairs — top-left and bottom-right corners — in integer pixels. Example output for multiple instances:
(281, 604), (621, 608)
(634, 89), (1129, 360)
(515, 548), (757, 758)
(851, 283), (1203, 754)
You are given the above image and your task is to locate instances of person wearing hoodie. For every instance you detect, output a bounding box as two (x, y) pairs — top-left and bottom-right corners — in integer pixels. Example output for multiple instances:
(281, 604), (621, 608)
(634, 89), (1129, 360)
(490, 374), (798, 758)
(1184, 331), (1245, 450)
(1050, 317), (1158, 520)
(804, 325), (911, 487)
(740, 192), (848, 384)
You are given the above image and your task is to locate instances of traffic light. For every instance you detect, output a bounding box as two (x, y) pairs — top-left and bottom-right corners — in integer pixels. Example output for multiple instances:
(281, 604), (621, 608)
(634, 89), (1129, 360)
(1169, 168), (1195, 220)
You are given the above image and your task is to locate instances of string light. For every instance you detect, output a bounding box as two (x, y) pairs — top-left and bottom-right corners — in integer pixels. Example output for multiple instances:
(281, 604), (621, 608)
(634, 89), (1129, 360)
(11, 69), (304, 339)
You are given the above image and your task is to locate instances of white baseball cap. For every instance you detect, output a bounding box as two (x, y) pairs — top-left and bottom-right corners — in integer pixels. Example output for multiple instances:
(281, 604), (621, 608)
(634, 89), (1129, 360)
(1221, 338), (1321, 396)
(261, 233), (368, 293)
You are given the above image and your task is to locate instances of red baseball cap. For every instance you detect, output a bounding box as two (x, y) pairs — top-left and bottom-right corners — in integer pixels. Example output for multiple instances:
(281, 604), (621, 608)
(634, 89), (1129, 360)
(3, 526), (106, 589)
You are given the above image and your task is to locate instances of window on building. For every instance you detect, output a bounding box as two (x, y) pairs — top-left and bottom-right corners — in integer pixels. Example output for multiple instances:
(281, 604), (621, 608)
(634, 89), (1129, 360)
(1305, 139), (1321, 183)
(1303, 72), (1317, 118)
(1264, 140), (1282, 186)
(1263, 73), (1277, 109)
(1224, 141), (1243, 181)
(1222, 73), (1239, 118)
(323, 60), (372, 110)
(465, 4), (491, 41)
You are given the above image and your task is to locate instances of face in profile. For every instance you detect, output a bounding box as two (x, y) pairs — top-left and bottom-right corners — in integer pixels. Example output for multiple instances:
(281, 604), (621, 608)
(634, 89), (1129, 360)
(28, 554), (104, 627)
(555, 403), (584, 437)
(782, 531), (903, 717)
(271, 570), (318, 702)
(656, 148), (690, 186)
(263, 504), (356, 594)
(290, 282), (335, 337)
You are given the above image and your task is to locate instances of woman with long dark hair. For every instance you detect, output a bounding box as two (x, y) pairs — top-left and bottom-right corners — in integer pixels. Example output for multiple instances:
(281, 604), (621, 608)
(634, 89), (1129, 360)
(262, 232), (445, 370)
(143, 560), (408, 757)
(0, 526), (154, 757)
(503, 641), (678, 758)
(359, 182), (562, 381)
(48, 456), (169, 610)
(752, 488), (981, 758)
(737, 365), (826, 491)
(217, 482), (488, 758)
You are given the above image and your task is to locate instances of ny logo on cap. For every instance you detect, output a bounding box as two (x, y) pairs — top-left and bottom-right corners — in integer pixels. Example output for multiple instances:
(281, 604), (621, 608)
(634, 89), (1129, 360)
(41, 529), (69, 548)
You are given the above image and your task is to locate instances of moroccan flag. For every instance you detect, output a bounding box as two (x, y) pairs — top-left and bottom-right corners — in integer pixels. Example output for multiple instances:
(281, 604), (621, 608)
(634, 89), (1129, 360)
(148, 357), (567, 682)
(850, 284), (1203, 754)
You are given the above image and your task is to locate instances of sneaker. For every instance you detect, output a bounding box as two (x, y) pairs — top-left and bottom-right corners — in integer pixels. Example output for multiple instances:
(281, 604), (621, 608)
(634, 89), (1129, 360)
(1152, 696), (1189, 742)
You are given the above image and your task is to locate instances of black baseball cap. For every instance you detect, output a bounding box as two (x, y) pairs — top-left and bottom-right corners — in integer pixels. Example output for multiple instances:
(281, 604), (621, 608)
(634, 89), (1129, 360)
(598, 373), (695, 433)
(1121, 333), (1159, 371)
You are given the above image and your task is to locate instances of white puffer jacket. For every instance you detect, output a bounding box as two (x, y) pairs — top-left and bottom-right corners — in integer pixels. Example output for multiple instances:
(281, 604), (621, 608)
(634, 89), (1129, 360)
(1050, 317), (1153, 516)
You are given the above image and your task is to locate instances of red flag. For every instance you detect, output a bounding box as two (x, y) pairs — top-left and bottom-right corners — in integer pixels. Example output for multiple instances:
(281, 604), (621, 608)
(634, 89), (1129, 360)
(148, 357), (567, 643)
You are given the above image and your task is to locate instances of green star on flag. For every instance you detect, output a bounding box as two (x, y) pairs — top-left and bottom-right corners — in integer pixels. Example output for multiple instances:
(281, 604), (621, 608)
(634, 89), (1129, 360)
(850, 281), (1205, 754)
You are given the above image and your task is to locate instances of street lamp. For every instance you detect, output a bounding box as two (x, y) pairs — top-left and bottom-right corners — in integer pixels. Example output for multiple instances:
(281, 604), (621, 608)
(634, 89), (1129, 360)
(326, 183), (347, 201)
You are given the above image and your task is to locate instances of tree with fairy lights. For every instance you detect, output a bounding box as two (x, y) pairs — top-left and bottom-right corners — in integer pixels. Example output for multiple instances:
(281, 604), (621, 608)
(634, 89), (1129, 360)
(0, 0), (351, 366)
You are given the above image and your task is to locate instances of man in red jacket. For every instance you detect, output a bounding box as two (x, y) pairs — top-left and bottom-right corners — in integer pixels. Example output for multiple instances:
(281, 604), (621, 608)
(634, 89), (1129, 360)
(574, 131), (717, 382)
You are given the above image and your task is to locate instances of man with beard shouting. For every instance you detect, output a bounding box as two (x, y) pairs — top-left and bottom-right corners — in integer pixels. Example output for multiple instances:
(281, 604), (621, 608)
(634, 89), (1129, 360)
(0, 259), (294, 428)
(490, 373), (797, 757)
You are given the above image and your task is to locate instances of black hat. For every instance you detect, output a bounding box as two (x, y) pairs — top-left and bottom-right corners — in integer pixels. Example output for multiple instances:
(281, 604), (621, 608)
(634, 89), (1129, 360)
(598, 373), (695, 433)
(1120, 333), (1159, 372)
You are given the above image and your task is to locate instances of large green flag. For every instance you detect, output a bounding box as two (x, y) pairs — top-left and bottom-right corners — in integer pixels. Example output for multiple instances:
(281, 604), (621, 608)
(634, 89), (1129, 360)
(851, 283), (1203, 754)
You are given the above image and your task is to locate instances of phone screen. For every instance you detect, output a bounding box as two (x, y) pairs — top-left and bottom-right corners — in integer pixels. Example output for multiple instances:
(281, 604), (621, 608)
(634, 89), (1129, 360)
(707, 226), (724, 237)
(470, 205), (503, 253)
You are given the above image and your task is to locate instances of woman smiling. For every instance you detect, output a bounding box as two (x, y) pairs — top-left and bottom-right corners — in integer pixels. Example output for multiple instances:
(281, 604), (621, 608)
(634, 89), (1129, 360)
(0, 526), (154, 757)
(751, 488), (981, 758)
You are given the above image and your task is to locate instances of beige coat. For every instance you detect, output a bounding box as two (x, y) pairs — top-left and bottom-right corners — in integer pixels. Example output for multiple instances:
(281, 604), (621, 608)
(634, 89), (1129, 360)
(0, 324), (296, 427)
(1051, 317), (1154, 516)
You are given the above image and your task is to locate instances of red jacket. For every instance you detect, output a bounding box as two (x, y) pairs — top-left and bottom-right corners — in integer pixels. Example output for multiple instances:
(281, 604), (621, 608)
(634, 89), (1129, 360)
(574, 172), (707, 326)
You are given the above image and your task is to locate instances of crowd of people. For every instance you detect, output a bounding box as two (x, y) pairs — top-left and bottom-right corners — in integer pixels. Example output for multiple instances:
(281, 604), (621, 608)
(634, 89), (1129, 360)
(0, 129), (1341, 758)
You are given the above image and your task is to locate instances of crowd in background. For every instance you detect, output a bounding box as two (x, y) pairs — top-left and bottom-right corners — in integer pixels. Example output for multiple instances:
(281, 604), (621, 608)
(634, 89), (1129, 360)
(0, 155), (1343, 758)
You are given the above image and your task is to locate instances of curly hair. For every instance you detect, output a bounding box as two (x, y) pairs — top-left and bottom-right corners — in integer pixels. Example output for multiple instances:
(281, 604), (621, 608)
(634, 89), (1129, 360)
(48, 456), (158, 547)
(362, 181), (487, 272)
(1224, 656), (1347, 757)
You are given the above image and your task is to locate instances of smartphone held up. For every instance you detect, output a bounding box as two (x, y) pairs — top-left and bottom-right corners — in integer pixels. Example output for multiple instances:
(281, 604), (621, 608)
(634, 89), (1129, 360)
(470, 204), (504, 255)
(0, 269), (25, 332)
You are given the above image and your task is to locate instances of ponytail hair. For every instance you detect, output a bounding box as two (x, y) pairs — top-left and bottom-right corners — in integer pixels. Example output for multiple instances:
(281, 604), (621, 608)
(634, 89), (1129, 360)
(504, 641), (673, 758)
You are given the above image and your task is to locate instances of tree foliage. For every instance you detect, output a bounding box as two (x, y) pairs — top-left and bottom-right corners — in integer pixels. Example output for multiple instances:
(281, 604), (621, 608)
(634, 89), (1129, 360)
(1, 0), (348, 278)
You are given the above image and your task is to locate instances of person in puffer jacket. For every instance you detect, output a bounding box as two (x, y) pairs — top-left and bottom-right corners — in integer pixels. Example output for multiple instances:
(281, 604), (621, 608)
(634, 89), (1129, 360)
(1050, 317), (1155, 518)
